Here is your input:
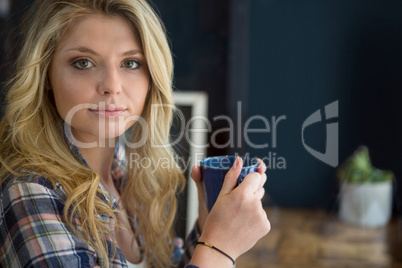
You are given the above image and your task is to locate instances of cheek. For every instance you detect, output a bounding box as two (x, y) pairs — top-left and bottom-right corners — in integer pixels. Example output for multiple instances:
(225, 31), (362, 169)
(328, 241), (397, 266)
(123, 88), (149, 132)
(51, 76), (91, 118)
(52, 87), (74, 118)
(125, 80), (149, 113)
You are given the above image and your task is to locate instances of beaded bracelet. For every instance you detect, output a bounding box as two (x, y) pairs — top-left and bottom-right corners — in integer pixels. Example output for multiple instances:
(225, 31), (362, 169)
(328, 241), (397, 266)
(196, 241), (235, 266)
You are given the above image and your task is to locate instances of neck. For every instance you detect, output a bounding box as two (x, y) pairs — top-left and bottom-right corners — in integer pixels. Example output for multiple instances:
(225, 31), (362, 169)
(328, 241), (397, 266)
(78, 140), (118, 185)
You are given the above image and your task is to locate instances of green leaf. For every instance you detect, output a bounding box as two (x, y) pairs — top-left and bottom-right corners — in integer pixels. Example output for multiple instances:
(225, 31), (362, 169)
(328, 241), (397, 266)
(337, 146), (394, 183)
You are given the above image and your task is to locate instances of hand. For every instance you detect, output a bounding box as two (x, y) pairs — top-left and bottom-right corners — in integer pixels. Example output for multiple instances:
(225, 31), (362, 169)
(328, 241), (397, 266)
(190, 165), (208, 232)
(191, 158), (267, 233)
(197, 157), (270, 260)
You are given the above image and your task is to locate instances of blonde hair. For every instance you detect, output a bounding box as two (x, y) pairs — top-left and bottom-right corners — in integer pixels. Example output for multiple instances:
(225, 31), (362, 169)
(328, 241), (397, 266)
(0, 0), (185, 267)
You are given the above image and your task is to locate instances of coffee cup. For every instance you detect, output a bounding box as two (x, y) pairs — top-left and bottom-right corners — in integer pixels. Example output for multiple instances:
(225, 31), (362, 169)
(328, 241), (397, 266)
(200, 155), (258, 211)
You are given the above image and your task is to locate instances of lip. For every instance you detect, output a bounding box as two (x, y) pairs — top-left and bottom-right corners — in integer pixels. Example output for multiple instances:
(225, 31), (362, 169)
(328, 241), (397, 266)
(89, 104), (127, 118)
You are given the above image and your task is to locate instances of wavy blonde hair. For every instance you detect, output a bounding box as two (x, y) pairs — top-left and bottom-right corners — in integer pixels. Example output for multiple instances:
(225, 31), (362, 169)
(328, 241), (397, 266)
(0, 0), (185, 267)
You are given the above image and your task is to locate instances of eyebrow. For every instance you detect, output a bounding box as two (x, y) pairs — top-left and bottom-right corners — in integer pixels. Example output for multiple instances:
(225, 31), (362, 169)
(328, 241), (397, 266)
(65, 47), (144, 56)
(122, 49), (144, 56)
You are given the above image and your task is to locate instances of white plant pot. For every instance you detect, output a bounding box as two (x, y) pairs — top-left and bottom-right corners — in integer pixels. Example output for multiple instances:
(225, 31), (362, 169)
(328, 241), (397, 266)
(339, 181), (392, 227)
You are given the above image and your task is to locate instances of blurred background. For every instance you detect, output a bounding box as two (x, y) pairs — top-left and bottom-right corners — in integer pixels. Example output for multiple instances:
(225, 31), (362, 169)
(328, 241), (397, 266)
(1, 0), (402, 216)
(151, 0), (402, 214)
(153, 0), (402, 214)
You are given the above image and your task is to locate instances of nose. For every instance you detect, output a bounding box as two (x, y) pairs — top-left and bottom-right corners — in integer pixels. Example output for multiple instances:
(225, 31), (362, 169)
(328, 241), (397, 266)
(97, 66), (121, 95)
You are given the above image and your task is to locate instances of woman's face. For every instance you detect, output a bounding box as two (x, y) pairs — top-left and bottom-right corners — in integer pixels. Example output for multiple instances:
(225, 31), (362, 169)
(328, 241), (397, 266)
(49, 14), (150, 145)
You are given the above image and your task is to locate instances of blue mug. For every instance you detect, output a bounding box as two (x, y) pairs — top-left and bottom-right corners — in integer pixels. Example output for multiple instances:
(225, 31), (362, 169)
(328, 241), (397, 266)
(200, 155), (258, 212)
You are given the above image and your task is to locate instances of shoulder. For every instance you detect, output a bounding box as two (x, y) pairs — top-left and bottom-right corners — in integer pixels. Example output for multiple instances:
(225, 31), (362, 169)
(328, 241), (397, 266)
(0, 174), (101, 268)
(1, 172), (67, 203)
(0, 173), (68, 238)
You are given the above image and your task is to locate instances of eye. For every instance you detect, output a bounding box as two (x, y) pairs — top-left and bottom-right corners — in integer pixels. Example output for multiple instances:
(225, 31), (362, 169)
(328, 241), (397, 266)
(72, 58), (94, 69)
(122, 59), (140, 69)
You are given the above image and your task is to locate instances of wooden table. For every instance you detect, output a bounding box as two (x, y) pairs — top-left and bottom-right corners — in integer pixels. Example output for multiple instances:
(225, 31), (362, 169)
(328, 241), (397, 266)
(236, 207), (402, 268)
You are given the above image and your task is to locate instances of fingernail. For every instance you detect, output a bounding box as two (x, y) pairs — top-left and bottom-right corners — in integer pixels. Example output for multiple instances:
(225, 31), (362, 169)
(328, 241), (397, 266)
(234, 157), (239, 168)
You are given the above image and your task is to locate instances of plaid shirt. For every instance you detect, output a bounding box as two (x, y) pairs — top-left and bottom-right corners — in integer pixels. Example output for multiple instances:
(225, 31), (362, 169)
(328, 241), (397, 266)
(0, 127), (200, 267)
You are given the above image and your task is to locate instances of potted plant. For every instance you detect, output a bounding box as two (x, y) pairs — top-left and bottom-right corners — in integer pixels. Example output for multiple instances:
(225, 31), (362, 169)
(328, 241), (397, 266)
(337, 146), (394, 227)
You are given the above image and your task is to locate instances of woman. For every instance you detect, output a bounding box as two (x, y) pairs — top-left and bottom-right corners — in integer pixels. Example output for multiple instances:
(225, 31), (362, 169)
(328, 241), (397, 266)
(0, 0), (270, 267)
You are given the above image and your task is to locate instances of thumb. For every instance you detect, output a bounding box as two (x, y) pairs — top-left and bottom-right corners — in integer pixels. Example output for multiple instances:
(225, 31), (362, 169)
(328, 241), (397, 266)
(220, 157), (243, 196)
(191, 165), (205, 200)
(191, 165), (202, 186)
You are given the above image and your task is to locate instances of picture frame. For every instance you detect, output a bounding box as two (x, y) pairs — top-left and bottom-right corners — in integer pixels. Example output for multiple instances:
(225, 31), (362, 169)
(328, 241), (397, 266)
(171, 91), (208, 236)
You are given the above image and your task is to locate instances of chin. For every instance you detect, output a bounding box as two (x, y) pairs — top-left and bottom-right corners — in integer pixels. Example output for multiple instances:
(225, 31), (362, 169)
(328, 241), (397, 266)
(95, 128), (126, 140)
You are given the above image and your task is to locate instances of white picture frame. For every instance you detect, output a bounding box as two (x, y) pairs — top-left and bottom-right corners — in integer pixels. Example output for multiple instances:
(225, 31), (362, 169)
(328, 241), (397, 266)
(172, 91), (208, 235)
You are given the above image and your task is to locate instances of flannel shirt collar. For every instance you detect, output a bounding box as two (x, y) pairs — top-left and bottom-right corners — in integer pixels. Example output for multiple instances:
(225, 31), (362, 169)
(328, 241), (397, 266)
(62, 123), (127, 211)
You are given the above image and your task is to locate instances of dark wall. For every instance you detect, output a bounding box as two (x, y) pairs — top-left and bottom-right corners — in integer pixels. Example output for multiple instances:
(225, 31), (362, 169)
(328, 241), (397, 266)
(151, 0), (231, 157)
(0, 0), (35, 117)
(247, 0), (402, 208)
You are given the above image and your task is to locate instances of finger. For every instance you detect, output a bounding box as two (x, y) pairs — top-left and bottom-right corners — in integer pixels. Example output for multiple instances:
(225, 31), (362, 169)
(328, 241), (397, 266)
(191, 166), (208, 231)
(255, 187), (265, 200)
(259, 172), (267, 189)
(191, 166), (205, 197)
(236, 172), (262, 195)
(191, 165), (202, 183)
(256, 158), (266, 174)
(220, 157), (243, 196)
